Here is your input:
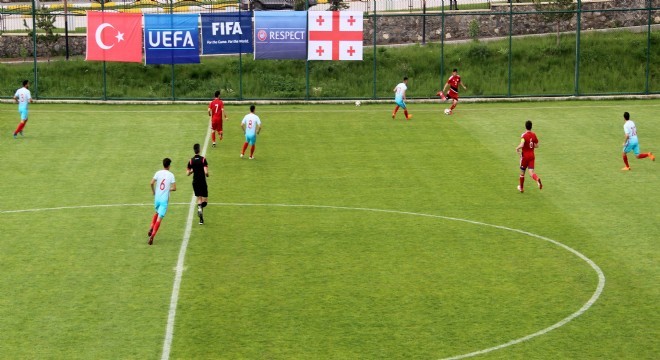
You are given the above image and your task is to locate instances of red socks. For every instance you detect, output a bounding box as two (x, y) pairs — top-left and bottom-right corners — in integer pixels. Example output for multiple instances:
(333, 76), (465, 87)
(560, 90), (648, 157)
(404, 109), (409, 118)
(14, 121), (26, 135)
(241, 142), (249, 155)
(623, 154), (630, 167)
(637, 153), (649, 159)
(531, 173), (539, 181)
(393, 106), (399, 114)
(151, 219), (161, 238)
(250, 145), (255, 157)
(519, 174), (525, 188)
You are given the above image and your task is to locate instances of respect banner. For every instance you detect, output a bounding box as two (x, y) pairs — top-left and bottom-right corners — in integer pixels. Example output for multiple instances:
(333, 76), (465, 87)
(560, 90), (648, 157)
(144, 14), (200, 65)
(201, 12), (253, 55)
(254, 12), (307, 60)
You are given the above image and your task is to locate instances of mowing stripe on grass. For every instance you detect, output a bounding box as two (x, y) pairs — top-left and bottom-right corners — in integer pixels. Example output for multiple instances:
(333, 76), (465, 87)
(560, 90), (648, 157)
(160, 127), (212, 360)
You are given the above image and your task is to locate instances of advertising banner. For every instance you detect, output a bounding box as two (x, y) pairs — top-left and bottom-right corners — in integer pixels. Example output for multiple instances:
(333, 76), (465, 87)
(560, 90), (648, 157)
(201, 12), (253, 55)
(254, 12), (307, 60)
(144, 14), (200, 65)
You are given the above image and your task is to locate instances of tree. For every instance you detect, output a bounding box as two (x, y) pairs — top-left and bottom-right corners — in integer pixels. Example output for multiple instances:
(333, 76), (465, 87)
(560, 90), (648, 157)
(533, 0), (576, 46)
(328, 0), (349, 11)
(23, 6), (61, 62)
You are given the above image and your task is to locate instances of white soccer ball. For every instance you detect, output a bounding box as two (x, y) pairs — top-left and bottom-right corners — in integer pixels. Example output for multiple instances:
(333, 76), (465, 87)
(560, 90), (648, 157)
(355, 101), (361, 107)
(444, 108), (451, 115)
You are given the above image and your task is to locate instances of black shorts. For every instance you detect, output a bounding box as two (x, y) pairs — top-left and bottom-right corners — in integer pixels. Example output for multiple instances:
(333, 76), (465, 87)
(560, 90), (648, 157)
(192, 182), (208, 197)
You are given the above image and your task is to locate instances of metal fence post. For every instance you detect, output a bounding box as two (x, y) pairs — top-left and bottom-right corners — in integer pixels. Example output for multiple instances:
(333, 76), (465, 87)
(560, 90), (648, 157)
(645, 0), (651, 94)
(31, 0), (38, 98)
(508, 0), (512, 97)
(574, 0), (581, 96)
(372, 0), (377, 99)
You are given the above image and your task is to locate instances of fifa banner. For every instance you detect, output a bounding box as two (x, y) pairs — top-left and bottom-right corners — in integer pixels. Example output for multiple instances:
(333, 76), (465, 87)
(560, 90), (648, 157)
(254, 12), (307, 60)
(144, 14), (200, 65)
(86, 11), (142, 63)
(308, 11), (363, 61)
(201, 13), (253, 55)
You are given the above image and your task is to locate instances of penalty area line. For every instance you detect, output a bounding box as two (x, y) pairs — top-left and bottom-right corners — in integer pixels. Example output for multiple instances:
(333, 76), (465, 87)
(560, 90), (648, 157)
(160, 126), (212, 360)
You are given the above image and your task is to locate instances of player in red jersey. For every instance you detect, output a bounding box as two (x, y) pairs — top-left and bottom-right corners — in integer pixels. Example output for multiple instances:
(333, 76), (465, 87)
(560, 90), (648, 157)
(437, 68), (467, 115)
(208, 90), (228, 147)
(515, 120), (542, 193)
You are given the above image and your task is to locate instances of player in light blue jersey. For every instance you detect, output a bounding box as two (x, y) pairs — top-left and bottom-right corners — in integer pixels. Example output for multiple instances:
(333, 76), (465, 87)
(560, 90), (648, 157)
(621, 112), (654, 171)
(240, 105), (262, 159)
(13, 80), (32, 138)
(392, 77), (412, 120)
(148, 158), (176, 245)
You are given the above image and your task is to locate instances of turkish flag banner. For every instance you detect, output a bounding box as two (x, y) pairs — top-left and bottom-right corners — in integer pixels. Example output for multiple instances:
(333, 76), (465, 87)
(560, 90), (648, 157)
(308, 11), (363, 61)
(86, 11), (143, 63)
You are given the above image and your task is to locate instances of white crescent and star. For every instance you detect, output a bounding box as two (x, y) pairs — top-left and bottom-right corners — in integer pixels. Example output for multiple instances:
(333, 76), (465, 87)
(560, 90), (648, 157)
(95, 23), (125, 50)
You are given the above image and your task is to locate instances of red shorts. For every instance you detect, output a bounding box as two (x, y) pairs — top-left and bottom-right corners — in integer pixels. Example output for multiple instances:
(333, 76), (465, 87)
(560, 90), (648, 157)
(447, 89), (459, 101)
(520, 155), (535, 170)
(211, 118), (223, 132)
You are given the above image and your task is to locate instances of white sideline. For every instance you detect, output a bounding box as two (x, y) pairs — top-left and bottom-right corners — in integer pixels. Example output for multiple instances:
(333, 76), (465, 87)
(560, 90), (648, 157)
(160, 126), (212, 360)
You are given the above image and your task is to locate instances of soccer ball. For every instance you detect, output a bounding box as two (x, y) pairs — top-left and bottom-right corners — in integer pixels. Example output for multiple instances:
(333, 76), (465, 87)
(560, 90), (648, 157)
(355, 101), (361, 107)
(444, 108), (451, 115)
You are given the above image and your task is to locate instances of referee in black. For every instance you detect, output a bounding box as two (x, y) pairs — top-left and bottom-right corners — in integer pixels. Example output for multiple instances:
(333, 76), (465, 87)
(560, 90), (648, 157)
(186, 143), (209, 224)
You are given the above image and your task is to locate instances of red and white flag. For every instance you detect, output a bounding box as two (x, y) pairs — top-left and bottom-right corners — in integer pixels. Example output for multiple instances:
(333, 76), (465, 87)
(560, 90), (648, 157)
(86, 11), (142, 63)
(308, 11), (363, 61)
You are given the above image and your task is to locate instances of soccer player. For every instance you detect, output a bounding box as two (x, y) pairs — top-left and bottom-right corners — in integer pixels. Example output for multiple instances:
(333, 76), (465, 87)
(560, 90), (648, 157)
(13, 80), (33, 138)
(208, 90), (228, 148)
(240, 105), (262, 159)
(187, 143), (209, 225)
(438, 68), (467, 115)
(515, 120), (543, 193)
(148, 158), (177, 245)
(392, 77), (412, 120)
(621, 111), (654, 171)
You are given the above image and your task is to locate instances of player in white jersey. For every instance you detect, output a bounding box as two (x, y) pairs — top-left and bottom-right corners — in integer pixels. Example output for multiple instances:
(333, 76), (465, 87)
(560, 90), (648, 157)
(240, 105), (262, 159)
(13, 80), (33, 138)
(621, 112), (654, 171)
(392, 77), (412, 120)
(148, 158), (177, 245)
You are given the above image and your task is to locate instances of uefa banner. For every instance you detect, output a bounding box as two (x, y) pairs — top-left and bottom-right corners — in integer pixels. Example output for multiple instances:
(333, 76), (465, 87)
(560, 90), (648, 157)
(201, 12), (253, 55)
(144, 14), (200, 65)
(254, 12), (307, 60)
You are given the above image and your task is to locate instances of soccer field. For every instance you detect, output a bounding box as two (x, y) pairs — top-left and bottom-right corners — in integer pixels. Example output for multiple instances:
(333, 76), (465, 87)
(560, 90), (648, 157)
(0, 100), (658, 359)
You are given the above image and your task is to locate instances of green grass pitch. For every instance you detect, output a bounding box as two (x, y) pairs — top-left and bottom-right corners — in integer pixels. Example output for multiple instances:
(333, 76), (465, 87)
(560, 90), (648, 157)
(0, 100), (658, 359)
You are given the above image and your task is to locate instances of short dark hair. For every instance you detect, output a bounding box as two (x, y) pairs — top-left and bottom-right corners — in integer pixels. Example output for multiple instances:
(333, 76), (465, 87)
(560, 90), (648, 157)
(163, 158), (172, 168)
(403, 77), (408, 81)
(525, 120), (533, 131)
(22, 80), (29, 86)
(250, 105), (256, 113)
(452, 68), (458, 72)
(215, 90), (220, 98)
(623, 112), (630, 120)
(193, 143), (200, 154)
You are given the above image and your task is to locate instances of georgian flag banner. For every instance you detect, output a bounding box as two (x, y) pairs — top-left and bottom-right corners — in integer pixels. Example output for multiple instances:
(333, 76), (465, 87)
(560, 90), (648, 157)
(308, 11), (363, 61)
(86, 11), (143, 62)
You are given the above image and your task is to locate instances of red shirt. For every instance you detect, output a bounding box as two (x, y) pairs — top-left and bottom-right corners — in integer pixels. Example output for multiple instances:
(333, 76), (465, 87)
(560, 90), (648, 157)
(447, 75), (461, 91)
(209, 98), (224, 121)
(520, 131), (539, 157)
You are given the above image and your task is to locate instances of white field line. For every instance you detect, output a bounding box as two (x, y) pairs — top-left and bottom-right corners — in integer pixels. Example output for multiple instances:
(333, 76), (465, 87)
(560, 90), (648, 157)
(0, 202), (605, 359)
(160, 126), (212, 360)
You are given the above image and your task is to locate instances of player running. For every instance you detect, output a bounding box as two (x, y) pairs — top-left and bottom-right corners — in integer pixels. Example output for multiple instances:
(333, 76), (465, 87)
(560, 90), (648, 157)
(187, 143), (209, 225)
(437, 68), (467, 115)
(208, 90), (228, 148)
(148, 158), (177, 245)
(392, 77), (412, 120)
(515, 120), (543, 193)
(13, 80), (33, 138)
(621, 111), (654, 170)
(240, 105), (262, 159)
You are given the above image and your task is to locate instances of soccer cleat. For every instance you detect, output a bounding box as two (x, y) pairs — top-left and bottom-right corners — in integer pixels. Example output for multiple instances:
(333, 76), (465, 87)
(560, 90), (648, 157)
(240, 153), (244, 158)
(249, 156), (254, 160)
(621, 166), (631, 171)
(517, 185), (524, 193)
(392, 113), (396, 119)
(199, 215), (204, 225)
(437, 91), (446, 101)
(407, 114), (413, 120)
(537, 178), (543, 190)
(212, 142), (216, 148)
(649, 152), (655, 161)
(13, 133), (17, 139)
(148, 236), (154, 245)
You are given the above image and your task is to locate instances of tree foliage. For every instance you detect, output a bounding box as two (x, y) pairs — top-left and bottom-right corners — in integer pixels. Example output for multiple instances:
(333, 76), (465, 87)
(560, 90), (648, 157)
(328, 0), (349, 11)
(533, 0), (576, 46)
(23, 6), (61, 62)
